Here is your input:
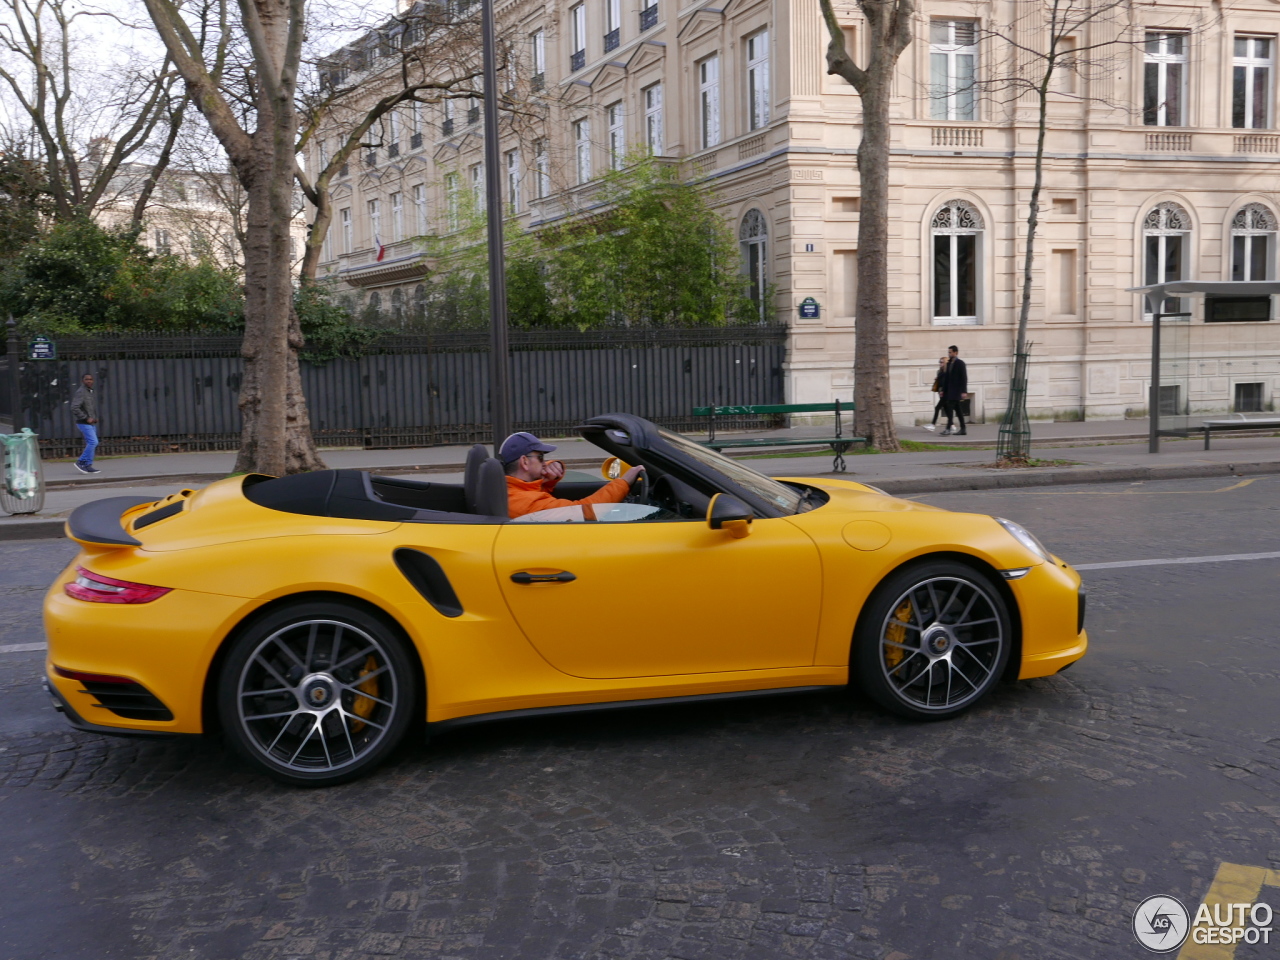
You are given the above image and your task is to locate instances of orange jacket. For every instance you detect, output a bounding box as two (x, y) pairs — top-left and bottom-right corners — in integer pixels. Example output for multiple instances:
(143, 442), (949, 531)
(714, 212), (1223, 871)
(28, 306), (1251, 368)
(506, 475), (632, 519)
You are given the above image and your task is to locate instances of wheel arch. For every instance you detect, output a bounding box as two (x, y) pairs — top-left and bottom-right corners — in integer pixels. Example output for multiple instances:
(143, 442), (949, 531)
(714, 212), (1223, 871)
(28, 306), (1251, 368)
(200, 590), (427, 736)
(849, 551), (1024, 685)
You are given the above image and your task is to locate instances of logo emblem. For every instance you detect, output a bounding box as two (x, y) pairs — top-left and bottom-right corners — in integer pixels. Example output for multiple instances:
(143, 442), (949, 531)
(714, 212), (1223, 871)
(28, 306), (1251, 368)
(1133, 895), (1190, 953)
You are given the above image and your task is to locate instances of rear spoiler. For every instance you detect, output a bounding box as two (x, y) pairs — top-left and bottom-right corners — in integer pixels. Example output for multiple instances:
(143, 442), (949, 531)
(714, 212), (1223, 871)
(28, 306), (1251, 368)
(65, 496), (156, 548)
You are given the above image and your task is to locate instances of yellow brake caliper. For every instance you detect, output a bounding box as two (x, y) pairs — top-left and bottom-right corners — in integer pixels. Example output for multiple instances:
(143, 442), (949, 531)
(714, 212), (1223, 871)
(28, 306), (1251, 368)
(884, 598), (913, 669)
(350, 655), (379, 733)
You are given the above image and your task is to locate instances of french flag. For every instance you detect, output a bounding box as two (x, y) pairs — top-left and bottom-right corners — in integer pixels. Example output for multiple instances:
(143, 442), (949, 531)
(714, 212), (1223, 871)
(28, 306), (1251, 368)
(375, 232), (386, 262)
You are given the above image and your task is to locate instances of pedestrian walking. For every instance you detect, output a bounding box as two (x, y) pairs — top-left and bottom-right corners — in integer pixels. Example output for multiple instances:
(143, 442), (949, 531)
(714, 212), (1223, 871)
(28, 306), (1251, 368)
(923, 356), (949, 431)
(70, 373), (100, 474)
(940, 345), (969, 436)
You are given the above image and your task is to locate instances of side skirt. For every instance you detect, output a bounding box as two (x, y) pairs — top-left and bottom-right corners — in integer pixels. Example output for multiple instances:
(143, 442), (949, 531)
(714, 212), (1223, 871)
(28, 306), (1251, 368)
(428, 685), (844, 733)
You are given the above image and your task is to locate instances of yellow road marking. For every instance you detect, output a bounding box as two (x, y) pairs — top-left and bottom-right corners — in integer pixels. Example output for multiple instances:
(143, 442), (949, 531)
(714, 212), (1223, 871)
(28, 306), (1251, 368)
(1177, 861), (1280, 959)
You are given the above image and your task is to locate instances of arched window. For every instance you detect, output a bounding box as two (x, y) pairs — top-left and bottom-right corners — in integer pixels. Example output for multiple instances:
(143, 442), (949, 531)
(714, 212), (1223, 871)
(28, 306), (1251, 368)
(413, 283), (427, 322)
(1230, 203), (1277, 282)
(391, 287), (405, 325)
(931, 199), (983, 324)
(1143, 201), (1191, 316)
(739, 209), (768, 320)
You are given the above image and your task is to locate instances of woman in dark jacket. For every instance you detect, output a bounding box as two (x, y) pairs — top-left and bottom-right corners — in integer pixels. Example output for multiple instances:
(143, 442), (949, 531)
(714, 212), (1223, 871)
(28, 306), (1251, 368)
(925, 356), (948, 431)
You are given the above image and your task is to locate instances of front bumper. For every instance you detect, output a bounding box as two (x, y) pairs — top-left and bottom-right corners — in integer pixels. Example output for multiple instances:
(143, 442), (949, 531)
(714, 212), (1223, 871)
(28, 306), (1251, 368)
(1010, 559), (1089, 679)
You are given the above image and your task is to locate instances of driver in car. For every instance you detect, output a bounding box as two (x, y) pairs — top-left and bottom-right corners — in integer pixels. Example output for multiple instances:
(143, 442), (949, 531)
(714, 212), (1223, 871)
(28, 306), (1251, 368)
(501, 431), (645, 519)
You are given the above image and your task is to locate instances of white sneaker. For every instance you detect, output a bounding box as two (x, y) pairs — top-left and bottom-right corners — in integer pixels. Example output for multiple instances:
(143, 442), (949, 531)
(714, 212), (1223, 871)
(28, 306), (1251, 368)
(923, 425), (935, 432)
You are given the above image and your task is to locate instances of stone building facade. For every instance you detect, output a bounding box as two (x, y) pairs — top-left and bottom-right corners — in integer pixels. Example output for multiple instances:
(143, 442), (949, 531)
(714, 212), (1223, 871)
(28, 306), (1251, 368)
(313, 0), (1280, 424)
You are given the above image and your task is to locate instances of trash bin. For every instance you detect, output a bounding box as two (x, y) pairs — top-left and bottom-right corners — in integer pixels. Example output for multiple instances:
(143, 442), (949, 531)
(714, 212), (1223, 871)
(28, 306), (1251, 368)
(0, 428), (45, 515)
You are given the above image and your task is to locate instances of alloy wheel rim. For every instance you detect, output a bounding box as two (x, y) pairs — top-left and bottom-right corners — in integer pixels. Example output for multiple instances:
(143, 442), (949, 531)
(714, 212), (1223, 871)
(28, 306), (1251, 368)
(879, 576), (1004, 712)
(237, 619), (399, 773)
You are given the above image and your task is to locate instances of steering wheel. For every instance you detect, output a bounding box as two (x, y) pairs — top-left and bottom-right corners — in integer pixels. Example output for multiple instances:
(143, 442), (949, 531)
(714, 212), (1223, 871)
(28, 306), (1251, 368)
(625, 468), (649, 504)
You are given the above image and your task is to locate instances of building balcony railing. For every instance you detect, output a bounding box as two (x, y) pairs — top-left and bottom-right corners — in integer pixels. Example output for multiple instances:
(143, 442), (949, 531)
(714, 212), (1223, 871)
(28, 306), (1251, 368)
(1146, 131), (1192, 151)
(1235, 133), (1279, 153)
(531, 72), (545, 92)
(640, 4), (657, 30)
(931, 126), (983, 147)
(604, 28), (620, 52)
(410, 132), (423, 149)
(442, 118), (454, 137)
(570, 49), (585, 72)
(387, 142), (400, 158)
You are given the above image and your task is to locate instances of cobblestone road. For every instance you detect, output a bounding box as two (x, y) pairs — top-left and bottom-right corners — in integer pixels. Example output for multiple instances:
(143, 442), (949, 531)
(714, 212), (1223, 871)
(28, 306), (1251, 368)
(2, 477), (1278, 959)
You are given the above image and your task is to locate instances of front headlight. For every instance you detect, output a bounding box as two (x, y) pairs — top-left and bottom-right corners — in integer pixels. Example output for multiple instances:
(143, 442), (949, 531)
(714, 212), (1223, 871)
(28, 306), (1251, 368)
(995, 517), (1052, 562)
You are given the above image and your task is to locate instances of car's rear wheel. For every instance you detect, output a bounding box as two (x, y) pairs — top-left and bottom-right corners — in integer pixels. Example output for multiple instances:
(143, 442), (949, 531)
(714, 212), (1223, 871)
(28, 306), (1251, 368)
(854, 560), (1012, 720)
(217, 600), (417, 786)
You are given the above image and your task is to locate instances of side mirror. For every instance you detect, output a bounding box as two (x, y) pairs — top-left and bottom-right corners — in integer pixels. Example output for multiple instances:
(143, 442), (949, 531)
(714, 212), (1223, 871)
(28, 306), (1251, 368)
(601, 456), (632, 480)
(707, 493), (753, 539)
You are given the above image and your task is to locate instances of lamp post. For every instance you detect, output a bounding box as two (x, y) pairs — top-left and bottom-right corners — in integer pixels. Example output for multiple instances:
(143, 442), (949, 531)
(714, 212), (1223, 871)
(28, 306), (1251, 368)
(480, 0), (512, 453)
(5, 315), (21, 433)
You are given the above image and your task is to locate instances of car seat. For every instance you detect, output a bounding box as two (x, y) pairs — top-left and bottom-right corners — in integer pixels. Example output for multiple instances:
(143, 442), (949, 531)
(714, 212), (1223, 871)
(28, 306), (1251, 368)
(463, 443), (487, 513)
(474, 457), (510, 519)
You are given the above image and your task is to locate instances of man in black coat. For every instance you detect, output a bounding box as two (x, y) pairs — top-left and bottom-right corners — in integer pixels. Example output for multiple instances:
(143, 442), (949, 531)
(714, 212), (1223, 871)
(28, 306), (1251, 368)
(940, 345), (968, 436)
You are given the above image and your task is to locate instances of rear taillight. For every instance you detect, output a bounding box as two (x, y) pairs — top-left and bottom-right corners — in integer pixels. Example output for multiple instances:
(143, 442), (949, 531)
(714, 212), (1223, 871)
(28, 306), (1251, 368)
(64, 566), (171, 604)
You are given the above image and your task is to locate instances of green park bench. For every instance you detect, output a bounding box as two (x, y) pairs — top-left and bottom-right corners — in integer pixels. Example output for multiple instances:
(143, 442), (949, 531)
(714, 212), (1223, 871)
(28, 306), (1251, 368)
(692, 400), (865, 472)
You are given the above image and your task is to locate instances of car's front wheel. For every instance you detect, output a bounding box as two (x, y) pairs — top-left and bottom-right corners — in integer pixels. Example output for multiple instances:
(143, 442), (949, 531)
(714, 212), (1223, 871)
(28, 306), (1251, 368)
(217, 600), (418, 786)
(854, 560), (1012, 720)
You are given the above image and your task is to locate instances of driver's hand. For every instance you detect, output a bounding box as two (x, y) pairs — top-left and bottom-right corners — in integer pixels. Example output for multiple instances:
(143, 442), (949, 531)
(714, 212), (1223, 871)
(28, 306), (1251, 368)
(541, 459), (566, 483)
(622, 465), (645, 485)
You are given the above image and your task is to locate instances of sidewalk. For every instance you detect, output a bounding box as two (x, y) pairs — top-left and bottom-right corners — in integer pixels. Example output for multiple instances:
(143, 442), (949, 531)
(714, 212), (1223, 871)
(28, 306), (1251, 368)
(5, 418), (1279, 539)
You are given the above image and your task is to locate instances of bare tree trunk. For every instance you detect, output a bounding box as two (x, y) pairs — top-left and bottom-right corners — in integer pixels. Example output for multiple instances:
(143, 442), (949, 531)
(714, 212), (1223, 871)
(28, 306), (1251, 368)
(819, 0), (912, 452)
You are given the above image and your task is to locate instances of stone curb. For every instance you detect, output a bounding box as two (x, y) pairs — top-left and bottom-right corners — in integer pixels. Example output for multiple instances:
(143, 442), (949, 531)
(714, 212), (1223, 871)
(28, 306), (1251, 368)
(871, 459), (1280, 495)
(7, 458), (1279, 542)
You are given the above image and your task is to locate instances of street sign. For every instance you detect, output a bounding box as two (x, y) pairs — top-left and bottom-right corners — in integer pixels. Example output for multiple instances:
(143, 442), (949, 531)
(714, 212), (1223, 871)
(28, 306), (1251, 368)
(798, 297), (820, 319)
(28, 336), (56, 360)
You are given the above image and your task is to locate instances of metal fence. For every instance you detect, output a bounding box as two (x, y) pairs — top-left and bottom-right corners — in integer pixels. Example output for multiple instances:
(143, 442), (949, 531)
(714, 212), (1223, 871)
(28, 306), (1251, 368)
(6, 327), (788, 457)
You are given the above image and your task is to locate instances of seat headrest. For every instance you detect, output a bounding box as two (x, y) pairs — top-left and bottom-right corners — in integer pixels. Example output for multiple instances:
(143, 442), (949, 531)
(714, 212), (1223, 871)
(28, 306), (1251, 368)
(463, 443), (488, 513)
(474, 457), (510, 519)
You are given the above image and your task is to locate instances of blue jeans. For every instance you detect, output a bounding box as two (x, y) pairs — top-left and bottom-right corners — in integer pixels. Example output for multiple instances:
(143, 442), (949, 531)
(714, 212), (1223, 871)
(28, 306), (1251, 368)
(76, 423), (98, 467)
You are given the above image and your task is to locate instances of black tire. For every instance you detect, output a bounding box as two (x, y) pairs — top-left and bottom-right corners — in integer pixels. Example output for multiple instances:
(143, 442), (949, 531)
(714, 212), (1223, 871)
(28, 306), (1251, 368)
(853, 560), (1012, 720)
(217, 600), (418, 786)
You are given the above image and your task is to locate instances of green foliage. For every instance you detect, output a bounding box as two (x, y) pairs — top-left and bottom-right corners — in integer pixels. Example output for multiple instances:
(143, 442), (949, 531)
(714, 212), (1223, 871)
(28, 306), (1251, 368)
(1, 217), (243, 334)
(0, 153), (53, 260)
(295, 281), (377, 362)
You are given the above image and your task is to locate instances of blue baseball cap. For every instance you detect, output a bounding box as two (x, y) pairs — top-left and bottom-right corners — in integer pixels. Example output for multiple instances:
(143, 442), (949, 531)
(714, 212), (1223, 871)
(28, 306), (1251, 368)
(499, 431), (557, 464)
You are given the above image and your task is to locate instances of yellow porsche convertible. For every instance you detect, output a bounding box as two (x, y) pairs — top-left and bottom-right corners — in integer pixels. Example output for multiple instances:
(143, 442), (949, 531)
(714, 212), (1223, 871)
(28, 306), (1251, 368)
(43, 414), (1086, 785)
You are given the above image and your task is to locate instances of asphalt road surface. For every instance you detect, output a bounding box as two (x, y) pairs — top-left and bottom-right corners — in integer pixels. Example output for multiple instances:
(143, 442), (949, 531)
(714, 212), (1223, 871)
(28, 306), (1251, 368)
(1, 476), (1278, 960)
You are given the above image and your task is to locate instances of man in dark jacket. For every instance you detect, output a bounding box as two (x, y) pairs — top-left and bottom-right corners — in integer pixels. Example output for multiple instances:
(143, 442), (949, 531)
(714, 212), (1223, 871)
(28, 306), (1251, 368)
(940, 345), (969, 436)
(70, 373), (100, 474)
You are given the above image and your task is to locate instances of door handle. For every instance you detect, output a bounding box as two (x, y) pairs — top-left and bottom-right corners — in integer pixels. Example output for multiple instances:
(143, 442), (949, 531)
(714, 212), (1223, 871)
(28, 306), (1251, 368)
(510, 571), (577, 584)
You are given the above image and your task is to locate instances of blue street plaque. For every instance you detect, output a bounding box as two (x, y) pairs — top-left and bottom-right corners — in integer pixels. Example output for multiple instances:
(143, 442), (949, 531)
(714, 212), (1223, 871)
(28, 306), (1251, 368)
(28, 336), (56, 360)
(798, 297), (820, 319)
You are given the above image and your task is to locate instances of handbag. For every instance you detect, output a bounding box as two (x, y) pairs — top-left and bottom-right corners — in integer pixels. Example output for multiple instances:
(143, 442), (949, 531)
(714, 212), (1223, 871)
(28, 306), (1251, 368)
(960, 398), (972, 417)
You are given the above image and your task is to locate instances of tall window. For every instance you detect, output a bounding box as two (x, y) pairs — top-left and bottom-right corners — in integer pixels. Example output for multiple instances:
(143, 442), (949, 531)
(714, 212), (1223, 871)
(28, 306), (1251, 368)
(604, 0), (620, 50)
(929, 20), (978, 121)
(1144, 32), (1187, 126)
(931, 199), (983, 324)
(391, 191), (403, 241)
(1142, 201), (1190, 315)
(154, 228), (171, 255)
(444, 172), (459, 229)
(535, 139), (550, 198)
(699, 55), (721, 148)
(506, 149), (521, 212)
(1231, 203), (1277, 281)
(607, 102), (625, 169)
(739, 209), (768, 321)
(387, 108), (400, 149)
(570, 3), (586, 70)
(746, 30), (769, 130)
(412, 184), (427, 235)
(1233, 37), (1273, 129)
(530, 28), (545, 85)
(368, 198), (382, 244)
(340, 207), (352, 253)
(317, 139), (328, 173)
(644, 83), (663, 154)
(573, 119), (591, 183)
(470, 163), (485, 212)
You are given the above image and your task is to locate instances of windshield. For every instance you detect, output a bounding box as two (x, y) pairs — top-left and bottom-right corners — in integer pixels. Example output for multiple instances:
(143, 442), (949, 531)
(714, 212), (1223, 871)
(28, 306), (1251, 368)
(658, 429), (805, 515)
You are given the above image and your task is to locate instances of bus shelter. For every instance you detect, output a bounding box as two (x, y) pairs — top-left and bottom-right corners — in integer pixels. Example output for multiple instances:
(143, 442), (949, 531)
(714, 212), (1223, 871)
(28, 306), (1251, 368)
(1128, 281), (1280, 452)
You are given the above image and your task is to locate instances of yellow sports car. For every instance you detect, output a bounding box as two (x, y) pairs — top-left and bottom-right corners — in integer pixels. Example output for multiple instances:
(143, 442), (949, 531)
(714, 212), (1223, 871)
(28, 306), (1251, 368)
(43, 414), (1086, 786)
